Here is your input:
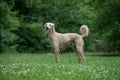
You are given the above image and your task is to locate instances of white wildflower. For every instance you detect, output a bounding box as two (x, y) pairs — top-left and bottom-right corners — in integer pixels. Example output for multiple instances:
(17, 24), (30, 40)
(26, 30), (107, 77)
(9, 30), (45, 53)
(68, 72), (71, 75)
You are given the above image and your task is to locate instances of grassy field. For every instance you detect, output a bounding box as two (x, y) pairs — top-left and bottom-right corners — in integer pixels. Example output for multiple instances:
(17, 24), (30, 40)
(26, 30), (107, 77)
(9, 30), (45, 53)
(0, 52), (120, 80)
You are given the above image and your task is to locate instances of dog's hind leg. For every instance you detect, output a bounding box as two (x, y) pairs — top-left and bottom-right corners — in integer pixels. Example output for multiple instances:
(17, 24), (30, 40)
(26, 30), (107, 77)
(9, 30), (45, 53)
(74, 43), (81, 63)
(76, 49), (81, 63)
(79, 46), (86, 64)
(74, 40), (86, 63)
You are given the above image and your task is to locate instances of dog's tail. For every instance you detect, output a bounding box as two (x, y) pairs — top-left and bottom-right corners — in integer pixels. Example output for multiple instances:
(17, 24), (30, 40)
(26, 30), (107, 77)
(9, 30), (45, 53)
(80, 25), (89, 38)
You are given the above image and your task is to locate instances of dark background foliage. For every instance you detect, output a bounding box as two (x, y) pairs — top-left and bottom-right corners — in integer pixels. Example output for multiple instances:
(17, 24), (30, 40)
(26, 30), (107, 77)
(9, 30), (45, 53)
(0, 0), (120, 53)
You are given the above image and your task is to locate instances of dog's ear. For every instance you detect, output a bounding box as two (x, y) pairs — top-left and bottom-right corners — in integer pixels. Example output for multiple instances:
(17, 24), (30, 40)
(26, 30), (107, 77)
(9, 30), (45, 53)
(44, 23), (47, 27)
(51, 23), (55, 27)
(50, 23), (55, 32)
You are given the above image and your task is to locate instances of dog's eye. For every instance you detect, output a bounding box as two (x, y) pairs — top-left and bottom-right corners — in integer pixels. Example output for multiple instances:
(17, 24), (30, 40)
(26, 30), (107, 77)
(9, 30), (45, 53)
(49, 24), (51, 26)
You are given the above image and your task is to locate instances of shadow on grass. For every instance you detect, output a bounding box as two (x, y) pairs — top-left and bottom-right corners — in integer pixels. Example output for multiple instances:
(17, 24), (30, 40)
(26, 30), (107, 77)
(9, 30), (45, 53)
(86, 52), (120, 57)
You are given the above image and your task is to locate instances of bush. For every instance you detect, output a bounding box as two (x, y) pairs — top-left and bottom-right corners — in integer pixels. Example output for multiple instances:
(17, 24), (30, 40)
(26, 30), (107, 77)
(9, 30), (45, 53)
(12, 22), (51, 52)
(0, 1), (20, 52)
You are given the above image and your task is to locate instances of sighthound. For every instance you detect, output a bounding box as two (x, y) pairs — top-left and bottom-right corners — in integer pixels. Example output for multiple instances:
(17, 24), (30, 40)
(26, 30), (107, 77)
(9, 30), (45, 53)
(44, 22), (89, 63)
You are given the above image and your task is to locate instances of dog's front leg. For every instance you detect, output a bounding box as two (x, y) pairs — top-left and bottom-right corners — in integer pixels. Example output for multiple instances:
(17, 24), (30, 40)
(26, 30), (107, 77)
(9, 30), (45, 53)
(51, 39), (60, 63)
(53, 44), (60, 64)
(54, 48), (60, 63)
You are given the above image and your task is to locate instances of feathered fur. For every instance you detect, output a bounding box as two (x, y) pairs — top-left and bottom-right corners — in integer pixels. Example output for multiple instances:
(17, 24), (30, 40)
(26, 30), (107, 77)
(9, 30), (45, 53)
(44, 22), (89, 63)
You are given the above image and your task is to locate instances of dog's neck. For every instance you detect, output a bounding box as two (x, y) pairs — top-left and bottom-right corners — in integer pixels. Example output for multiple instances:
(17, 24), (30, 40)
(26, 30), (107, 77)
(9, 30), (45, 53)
(47, 27), (56, 37)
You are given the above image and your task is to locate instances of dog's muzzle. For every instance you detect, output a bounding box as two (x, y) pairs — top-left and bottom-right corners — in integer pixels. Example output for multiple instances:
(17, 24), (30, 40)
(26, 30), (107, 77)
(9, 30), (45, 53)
(45, 27), (50, 32)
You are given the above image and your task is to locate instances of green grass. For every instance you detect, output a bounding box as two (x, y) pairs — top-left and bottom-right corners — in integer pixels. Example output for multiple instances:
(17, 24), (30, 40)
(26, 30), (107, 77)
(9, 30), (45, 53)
(0, 52), (120, 80)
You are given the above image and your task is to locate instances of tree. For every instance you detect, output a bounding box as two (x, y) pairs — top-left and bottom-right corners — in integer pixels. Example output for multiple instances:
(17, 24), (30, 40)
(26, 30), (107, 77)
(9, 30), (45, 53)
(93, 1), (120, 52)
(0, 1), (20, 52)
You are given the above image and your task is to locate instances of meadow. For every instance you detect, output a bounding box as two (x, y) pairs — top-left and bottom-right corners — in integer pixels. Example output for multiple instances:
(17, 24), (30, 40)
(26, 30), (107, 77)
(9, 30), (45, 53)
(0, 52), (120, 80)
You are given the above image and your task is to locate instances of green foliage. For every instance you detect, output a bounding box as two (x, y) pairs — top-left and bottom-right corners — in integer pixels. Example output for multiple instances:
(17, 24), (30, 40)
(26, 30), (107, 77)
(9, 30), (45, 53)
(0, 0), (120, 52)
(94, 1), (120, 52)
(0, 1), (20, 52)
(12, 23), (50, 52)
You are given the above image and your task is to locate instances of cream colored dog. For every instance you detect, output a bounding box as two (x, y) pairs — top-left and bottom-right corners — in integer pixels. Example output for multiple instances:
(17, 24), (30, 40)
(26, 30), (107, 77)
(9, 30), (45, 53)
(44, 22), (89, 63)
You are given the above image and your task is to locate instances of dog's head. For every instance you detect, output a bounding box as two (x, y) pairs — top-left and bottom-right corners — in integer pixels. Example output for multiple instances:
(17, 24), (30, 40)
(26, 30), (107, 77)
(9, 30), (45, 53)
(44, 22), (55, 33)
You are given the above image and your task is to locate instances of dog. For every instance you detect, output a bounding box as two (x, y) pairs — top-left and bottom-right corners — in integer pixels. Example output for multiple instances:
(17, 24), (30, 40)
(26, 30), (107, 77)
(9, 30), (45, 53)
(44, 22), (89, 63)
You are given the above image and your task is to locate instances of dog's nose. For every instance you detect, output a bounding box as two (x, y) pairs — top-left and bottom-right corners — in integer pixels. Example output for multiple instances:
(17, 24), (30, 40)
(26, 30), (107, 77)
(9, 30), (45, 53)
(46, 27), (49, 30)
